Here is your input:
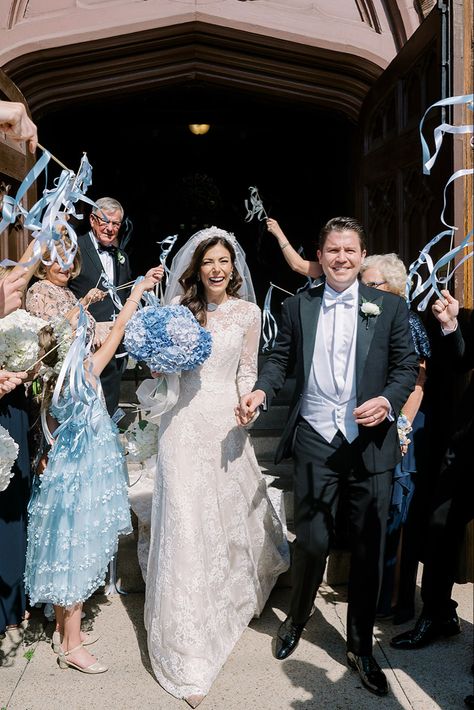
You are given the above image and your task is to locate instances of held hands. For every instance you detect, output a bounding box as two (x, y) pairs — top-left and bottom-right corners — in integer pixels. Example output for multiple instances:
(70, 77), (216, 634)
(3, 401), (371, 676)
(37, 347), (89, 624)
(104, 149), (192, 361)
(353, 396), (390, 427)
(0, 270), (27, 318)
(235, 390), (265, 426)
(0, 370), (27, 399)
(432, 289), (459, 329)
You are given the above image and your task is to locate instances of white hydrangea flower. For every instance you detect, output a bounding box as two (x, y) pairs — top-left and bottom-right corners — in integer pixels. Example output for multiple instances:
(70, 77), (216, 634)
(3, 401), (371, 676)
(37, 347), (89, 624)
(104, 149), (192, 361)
(0, 309), (47, 371)
(0, 424), (19, 492)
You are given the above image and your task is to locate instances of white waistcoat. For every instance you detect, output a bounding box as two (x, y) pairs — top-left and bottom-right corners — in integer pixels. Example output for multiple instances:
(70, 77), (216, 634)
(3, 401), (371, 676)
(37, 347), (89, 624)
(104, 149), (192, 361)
(300, 294), (359, 444)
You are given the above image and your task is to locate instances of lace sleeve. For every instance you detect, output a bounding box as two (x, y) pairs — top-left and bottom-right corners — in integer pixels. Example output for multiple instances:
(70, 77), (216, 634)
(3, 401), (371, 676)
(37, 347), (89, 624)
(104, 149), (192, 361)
(25, 281), (70, 321)
(236, 303), (261, 397)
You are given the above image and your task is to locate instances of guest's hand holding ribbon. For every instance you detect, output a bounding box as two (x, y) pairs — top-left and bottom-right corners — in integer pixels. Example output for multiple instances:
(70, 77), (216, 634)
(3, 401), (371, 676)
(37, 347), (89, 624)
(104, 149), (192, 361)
(0, 270), (27, 318)
(0, 370), (27, 398)
(145, 265), (165, 282)
(432, 289), (459, 330)
(81, 288), (106, 309)
(0, 100), (38, 153)
(353, 396), (390, 427)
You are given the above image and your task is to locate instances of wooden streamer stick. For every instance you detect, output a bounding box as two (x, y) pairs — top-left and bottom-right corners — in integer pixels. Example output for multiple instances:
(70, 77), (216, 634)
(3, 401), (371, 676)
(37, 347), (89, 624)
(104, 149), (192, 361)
(37, 142), (71, 172)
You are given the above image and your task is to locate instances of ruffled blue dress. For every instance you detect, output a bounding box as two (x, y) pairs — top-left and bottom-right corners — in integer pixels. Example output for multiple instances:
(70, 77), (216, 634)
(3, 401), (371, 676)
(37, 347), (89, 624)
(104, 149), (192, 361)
(25, 385), (132, 608)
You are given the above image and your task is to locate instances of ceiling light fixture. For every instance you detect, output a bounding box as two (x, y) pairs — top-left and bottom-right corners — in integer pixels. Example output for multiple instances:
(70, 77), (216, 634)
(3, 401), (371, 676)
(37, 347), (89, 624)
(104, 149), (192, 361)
(188, 124), (211, 135)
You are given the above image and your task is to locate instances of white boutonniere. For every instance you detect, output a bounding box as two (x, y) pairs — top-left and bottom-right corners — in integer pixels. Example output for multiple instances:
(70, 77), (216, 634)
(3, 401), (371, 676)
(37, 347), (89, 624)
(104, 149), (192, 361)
(117, 250), (125, 265)
(360, 299), (381, 329)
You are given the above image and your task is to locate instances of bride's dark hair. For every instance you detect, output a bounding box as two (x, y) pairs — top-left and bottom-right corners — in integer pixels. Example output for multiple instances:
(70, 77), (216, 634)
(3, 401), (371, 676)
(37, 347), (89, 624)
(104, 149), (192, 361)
(179, 237), (243, 325)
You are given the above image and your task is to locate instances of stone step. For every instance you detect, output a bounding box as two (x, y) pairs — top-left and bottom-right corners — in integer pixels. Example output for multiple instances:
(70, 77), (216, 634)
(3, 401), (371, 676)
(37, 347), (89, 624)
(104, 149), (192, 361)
(250, 405), (289, 431)
(251, 435), (280, 460)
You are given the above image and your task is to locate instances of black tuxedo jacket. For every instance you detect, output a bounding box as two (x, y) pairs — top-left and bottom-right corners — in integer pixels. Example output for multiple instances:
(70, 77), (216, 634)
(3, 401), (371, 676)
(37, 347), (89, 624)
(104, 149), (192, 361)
(255, 281), (419, 473)
(69, 232), (132, 321)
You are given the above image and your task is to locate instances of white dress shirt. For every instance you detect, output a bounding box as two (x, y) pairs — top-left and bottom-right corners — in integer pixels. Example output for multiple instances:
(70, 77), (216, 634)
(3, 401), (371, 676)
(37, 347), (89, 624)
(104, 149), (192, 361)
(89, 231), (115, 284)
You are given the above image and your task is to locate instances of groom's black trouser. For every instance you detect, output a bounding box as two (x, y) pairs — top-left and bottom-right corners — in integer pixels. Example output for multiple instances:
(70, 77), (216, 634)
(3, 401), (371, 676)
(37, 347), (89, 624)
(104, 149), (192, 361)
(290, 419), (392, 656)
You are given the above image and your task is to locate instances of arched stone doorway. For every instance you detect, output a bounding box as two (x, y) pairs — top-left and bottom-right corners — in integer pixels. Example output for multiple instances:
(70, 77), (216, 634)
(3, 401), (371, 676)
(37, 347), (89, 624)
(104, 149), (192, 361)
(5, 23), (377, 299)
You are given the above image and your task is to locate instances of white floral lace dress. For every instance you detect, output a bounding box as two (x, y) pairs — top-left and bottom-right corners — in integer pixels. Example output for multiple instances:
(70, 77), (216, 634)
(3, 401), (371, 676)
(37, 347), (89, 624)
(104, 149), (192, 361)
(144, 298), (289, 699)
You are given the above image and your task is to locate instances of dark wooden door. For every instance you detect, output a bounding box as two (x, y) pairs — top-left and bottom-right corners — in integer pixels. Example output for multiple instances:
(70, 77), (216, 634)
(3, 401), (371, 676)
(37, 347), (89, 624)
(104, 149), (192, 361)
(357, 9), (451, 281)
(0, 69), (36, 264)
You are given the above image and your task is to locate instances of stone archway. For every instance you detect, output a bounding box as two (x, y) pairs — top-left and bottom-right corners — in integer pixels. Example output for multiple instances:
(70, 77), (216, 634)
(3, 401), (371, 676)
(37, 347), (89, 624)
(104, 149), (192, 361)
(4, 22), (382, 123)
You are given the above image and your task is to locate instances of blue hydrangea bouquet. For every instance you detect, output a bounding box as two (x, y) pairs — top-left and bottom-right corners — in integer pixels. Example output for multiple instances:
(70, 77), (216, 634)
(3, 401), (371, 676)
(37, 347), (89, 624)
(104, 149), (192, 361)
(124, 304), (212, 374)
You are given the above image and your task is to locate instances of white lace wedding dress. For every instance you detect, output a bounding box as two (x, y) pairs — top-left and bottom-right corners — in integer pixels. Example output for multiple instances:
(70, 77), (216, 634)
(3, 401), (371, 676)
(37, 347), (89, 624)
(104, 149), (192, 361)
(144, 298), (289, 699)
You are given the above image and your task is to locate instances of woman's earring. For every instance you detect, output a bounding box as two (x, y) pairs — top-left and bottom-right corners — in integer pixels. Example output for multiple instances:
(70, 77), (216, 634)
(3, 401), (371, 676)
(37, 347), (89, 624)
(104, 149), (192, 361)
(197, 274), (201, 282)
(230, 271), (234, 280)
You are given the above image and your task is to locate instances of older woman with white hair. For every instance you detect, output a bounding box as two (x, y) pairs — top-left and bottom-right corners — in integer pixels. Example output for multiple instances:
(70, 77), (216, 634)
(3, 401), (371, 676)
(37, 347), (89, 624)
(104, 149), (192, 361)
(360, 253), (431, 624)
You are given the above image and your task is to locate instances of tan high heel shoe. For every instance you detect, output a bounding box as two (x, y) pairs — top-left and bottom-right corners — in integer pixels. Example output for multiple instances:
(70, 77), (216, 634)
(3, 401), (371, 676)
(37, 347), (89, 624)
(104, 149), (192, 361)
(52, 630), (100, 654)
(185, 694), (206, 708)
(57, 643), (108, 674)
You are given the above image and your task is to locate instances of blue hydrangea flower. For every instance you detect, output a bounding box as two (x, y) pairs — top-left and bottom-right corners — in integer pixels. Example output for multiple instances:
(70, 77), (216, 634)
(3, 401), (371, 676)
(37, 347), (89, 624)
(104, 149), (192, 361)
(124, 305), (212, 374)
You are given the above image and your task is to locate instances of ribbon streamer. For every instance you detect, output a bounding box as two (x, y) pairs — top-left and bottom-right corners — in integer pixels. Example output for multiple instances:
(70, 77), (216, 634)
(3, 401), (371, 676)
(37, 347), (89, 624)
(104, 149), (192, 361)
(157, 234), (178, 277)
(244, 186), (268, 222)
(100, 273), (127, 313)
(407, 94), (474, 310)
(419, 94), (473, 175)
(261, 282), (295, 352)
(156, 234), (178, 301)
(1, 151), (96, 271)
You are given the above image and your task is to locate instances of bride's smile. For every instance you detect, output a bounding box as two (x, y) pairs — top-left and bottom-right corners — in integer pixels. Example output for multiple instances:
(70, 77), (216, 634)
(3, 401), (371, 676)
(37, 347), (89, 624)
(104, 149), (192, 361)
(200, 244), (233, 304)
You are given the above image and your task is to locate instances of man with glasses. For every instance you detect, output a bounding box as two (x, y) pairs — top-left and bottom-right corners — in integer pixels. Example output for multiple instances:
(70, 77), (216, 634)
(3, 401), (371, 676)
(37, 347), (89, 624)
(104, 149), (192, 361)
(70, 197), (133, 416)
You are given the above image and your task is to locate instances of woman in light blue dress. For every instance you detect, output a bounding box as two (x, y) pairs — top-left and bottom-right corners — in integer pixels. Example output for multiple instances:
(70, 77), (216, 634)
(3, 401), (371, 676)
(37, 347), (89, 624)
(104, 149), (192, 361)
(25, 273), (161, 674)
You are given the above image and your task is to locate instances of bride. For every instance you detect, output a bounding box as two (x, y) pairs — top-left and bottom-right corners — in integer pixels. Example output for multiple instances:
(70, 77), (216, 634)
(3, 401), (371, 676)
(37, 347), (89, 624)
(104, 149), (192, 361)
(144, 227), (289, 707)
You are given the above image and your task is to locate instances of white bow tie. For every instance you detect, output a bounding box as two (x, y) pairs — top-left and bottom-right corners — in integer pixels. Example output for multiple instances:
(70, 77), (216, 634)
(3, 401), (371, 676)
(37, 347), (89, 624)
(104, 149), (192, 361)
(323, 290), (355, 308)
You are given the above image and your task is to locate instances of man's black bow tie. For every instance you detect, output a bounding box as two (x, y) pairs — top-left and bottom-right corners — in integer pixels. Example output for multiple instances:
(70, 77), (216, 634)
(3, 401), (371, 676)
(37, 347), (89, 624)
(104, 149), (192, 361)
(97, 244), (117, 256)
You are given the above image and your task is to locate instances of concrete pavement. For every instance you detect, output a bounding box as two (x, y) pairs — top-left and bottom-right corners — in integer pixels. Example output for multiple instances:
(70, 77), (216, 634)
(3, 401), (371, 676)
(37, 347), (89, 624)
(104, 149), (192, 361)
(1, 532), (472, 710)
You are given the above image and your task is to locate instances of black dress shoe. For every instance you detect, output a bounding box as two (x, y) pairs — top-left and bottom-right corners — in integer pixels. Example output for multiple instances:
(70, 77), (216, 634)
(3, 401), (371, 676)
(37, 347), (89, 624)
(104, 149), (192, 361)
(273, 616), (305, 660)
(391, 612), (461, 650)
(346, 652), (388, 696)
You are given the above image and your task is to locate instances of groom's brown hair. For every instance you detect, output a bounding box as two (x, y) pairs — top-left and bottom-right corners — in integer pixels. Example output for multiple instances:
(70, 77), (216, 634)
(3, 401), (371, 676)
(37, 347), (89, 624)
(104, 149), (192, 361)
(318, 217), (367, 252)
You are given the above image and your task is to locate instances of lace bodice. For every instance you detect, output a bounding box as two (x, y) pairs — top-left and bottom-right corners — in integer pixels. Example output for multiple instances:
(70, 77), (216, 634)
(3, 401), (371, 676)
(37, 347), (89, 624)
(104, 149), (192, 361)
(26, 280), (96, 345)
(179, 298), (260, 400)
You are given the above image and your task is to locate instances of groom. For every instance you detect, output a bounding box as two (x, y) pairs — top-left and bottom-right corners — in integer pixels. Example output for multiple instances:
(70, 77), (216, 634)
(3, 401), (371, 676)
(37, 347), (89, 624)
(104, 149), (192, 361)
(239, 217), (418, 696)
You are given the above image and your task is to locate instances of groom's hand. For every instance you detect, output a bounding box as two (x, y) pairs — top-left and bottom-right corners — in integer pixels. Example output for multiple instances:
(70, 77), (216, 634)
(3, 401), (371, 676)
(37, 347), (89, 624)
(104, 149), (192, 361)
(353, 396), (390, 427)
(235, 390), (265, 426)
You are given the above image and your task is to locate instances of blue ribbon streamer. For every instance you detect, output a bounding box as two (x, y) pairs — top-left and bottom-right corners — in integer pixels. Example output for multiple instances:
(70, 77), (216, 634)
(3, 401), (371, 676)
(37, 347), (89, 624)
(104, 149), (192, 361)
(0, 150), (51, 235)
(45, 307), (98, 447)
(407, 94), (474, 310)
(419, 94), (473, 175)
(156, 234), (178, 278)
(1, 151), (96, 271)
(261, 284), (279, 352)
(100, 273), (126, 314)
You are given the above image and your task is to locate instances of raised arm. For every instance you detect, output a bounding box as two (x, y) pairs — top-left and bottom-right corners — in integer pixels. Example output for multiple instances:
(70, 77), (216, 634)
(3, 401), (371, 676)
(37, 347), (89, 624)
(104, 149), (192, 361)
(266, 218), (322, 279)
(91, 271), (163, 377)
